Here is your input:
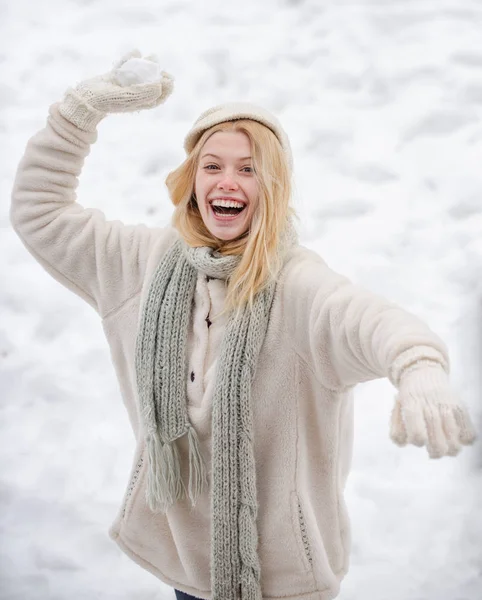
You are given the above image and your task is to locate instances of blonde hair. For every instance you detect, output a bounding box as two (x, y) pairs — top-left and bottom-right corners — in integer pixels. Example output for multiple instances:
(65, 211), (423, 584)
(166, 119), (297, 317)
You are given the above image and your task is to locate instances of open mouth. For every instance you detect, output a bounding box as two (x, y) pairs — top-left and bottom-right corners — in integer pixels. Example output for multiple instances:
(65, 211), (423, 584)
(209, 200), (247, 219)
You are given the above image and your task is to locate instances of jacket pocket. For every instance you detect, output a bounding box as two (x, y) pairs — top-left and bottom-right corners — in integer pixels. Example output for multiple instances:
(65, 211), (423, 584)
(290, 490), (314, 572)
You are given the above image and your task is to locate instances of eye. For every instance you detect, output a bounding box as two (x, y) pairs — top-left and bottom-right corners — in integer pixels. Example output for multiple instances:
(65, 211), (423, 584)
(204, 164), (219, 170)
(241, 166), (253, 173)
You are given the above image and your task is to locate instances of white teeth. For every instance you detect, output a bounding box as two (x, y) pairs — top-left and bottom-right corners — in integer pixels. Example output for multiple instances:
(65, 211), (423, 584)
(211, 199), (245, 209)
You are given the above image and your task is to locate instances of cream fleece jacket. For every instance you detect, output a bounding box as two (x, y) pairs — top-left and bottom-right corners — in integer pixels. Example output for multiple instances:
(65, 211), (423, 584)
(10, 104), (452, 600)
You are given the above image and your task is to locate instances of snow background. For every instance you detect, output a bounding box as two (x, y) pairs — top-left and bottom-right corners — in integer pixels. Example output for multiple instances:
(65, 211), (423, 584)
(2, 0), (482, 598)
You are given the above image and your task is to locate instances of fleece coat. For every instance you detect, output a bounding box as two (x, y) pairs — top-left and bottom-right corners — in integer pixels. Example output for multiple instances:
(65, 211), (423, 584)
(10, 103), (451, 600)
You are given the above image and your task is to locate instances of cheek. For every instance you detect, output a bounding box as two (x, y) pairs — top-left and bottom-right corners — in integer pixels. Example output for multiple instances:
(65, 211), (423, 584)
(194, 174), (211, 218)
(248, 180), (260, 205)
(195, 173), (214, 203)
(194, 172), (202, 196)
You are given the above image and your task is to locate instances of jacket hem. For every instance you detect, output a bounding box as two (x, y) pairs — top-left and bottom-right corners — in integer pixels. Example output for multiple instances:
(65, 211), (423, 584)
(109, 524), (344, 600)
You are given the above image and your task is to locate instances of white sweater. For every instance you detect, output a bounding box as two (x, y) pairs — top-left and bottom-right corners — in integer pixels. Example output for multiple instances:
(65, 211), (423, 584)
(10, 103), (451, 600)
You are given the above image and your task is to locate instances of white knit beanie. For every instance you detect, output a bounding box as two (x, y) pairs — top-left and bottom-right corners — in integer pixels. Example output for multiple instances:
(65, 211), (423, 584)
(184, 102), (293, 173)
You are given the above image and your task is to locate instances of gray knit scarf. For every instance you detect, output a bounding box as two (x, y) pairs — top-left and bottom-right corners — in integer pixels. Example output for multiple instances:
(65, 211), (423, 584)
(135, 223), (297, 600)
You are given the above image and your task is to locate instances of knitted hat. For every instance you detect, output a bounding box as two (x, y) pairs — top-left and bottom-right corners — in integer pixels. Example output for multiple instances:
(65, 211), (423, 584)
(184, 102), (293, 173)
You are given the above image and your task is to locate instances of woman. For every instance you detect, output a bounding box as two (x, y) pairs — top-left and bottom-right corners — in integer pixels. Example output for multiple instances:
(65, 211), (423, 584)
(10, 50), (476, 600)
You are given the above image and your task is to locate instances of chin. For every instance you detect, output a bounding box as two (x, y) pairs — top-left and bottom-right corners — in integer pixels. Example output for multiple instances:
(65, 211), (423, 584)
(205, 224), (250, 242)
(212, 230), (246, 242)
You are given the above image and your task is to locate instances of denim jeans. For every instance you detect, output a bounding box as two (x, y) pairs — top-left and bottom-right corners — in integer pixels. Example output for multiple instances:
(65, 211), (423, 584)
(174, 589), (203, 600)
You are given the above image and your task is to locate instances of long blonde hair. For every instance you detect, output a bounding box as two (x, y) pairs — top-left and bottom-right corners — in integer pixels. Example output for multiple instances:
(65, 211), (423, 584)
(166, 119), (297, 316)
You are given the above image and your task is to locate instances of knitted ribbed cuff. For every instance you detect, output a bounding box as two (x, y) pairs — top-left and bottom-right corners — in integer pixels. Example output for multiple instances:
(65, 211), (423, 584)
(389, 345), (449, 387)
(58, 87), (106, 132)
(397, 359), (450, 392)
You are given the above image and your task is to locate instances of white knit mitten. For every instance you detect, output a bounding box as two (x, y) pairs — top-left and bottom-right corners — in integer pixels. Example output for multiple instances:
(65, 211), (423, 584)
(390, 360), (477, 458)
(58, 49), (174, 131)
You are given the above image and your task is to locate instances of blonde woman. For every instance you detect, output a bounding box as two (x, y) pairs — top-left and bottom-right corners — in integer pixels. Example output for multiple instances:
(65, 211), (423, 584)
(10, 50), (476, 600)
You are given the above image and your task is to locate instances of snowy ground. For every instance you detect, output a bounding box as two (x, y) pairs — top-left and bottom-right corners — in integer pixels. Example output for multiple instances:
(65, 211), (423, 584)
(2, 0), (482, 599)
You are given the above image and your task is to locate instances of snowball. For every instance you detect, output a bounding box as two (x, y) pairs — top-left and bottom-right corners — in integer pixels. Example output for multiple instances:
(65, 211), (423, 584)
(113, 57), (162, 86)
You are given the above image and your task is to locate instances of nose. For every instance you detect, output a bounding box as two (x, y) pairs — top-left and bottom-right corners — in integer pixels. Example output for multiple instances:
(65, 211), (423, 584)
(216, 172), (239, 191)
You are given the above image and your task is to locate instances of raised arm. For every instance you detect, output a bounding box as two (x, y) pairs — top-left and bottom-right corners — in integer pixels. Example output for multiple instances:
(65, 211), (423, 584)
(10, 50), (177, 318)
(283, 247), (476, 457)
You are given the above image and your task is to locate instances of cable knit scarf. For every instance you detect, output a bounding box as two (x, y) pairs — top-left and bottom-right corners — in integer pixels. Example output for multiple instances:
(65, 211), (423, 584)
(135, 223), (297, 600)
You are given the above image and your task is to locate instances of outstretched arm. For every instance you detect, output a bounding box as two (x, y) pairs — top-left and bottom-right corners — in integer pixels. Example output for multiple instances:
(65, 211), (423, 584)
(284, 248), (477, 457)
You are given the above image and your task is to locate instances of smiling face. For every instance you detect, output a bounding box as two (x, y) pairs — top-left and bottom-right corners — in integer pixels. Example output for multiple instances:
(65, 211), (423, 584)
(194, 130), (259, 241)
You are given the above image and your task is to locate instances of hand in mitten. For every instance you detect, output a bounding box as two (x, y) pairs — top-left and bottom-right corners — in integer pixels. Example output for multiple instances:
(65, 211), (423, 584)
(390, 360), (477, 458)
(59, 49), (174, 131)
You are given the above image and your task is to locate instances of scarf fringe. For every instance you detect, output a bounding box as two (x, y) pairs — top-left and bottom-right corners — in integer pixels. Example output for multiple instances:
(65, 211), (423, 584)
(187, 425), (208, 507)
(146, 431), (186, 513)
(145, 427), (208, 513)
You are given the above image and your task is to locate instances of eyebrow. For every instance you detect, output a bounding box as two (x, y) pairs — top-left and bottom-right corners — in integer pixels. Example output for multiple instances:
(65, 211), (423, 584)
(200, 153), (252, 161)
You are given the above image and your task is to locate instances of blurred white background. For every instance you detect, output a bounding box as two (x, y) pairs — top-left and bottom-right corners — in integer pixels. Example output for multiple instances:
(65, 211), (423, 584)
(1, 0), (481, 599)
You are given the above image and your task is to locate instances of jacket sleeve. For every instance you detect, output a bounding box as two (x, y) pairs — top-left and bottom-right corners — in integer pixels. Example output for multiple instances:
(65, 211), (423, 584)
(284, 248), (450, 391)
(10, 102), (175, 319)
